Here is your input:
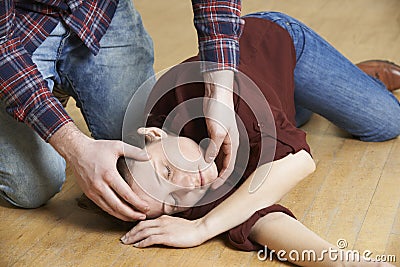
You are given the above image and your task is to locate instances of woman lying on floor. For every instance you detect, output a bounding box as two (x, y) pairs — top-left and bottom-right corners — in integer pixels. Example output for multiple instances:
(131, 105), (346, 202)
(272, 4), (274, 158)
(114, 12), (400, 267)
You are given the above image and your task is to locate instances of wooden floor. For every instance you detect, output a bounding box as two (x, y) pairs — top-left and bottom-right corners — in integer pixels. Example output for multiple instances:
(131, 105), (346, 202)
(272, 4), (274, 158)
(1, 0), (400, 266)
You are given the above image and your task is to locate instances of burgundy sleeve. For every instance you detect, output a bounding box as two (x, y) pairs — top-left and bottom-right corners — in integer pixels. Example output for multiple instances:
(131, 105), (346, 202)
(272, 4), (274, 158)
(227, 204), (296, 251)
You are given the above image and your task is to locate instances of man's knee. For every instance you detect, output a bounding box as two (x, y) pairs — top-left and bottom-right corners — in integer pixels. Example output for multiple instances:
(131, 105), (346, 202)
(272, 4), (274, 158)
(0, 158), (66, 209)
(358, 110), (400, 142)
(362, 125), (400, 142)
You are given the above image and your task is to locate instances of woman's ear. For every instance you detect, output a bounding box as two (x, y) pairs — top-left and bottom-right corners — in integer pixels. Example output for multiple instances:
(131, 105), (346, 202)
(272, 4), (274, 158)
(137, 127), (168, 143)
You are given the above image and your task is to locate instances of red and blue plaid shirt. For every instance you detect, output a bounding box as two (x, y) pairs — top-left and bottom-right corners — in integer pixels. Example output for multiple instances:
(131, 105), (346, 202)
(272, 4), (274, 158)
(0, 0), (243, 141)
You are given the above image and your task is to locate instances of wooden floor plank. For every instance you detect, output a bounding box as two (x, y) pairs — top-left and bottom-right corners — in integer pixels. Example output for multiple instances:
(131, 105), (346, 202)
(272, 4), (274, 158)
(386, 234), (400, 262)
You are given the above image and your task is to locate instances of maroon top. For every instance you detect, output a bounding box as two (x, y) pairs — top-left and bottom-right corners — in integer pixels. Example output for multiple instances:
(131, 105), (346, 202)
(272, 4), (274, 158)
(145, 17), (311, 251)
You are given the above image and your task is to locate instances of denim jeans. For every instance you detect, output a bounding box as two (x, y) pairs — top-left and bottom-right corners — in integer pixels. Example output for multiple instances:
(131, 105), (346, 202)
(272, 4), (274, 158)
(246, 12), (400, 142)
(0, 0), (155, 208)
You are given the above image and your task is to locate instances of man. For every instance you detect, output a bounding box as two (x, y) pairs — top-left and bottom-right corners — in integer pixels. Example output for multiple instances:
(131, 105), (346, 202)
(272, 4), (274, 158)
(0, 0), (242, 221)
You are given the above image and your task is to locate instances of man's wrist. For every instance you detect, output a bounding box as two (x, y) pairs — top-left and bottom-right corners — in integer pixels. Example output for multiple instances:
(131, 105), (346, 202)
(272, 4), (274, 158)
(48, 122), (91, 160)
(203, 70), (234, 97)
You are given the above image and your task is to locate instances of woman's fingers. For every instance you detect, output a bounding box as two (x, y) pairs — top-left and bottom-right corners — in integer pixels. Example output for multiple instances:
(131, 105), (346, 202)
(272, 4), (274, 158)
(121, 216), (205, 248)
(132, 235), (166, 248)
(121, 219), (165, 244)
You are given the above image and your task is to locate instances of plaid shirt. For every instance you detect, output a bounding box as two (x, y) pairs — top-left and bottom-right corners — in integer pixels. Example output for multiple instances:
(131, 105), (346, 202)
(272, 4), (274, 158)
(0, 0), (243, 141)
(192, 0), (244, 72)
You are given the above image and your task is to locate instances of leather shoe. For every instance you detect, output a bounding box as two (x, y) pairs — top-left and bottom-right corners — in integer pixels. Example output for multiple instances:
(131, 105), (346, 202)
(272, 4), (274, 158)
(356, 60), (400, 91)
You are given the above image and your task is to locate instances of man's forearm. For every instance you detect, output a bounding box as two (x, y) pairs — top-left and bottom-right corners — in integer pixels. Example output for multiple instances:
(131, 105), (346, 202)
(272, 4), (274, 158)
(197, 150), (316, 241)
(48, 122), (91, 160)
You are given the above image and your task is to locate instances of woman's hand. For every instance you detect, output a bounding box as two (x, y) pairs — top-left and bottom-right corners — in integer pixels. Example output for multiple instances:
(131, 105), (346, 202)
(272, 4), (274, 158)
(120, 215), (208, 248)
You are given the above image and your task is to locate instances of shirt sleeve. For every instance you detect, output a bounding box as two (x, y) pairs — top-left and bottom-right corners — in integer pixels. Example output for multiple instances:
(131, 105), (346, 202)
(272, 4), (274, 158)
(227, 204), (296, 251)
(191, 0), (244, 72)
(0, 0), (72, 141)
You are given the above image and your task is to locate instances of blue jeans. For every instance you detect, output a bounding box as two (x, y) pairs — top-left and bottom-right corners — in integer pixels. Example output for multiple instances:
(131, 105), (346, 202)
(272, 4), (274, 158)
(246, 12), (400, 142)
(0, 0), (154, 208)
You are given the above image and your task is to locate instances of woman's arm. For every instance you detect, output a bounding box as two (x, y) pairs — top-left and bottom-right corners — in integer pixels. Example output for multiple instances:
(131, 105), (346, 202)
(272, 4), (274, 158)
(250, 212), (338, 267)
(197, 149), (315, 240)
(121, 149), (315, 247)
(249, 212), (394, 267)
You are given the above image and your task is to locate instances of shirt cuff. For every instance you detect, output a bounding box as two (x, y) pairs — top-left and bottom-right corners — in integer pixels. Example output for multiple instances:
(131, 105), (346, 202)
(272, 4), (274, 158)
(24, 96), (73, 141)
(199, 38), (240, 72)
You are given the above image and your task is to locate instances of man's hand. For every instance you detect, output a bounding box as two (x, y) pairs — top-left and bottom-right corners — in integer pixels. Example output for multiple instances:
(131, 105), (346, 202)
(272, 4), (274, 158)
(120, 215), (208, 248)
(203, 70), (239, 189)
(49, 122), (150, 221)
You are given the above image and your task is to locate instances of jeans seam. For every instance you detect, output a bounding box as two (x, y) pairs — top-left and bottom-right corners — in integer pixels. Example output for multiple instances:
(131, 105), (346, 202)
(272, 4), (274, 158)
(54, 23), (71, 86)
(61, 73), (96, 138)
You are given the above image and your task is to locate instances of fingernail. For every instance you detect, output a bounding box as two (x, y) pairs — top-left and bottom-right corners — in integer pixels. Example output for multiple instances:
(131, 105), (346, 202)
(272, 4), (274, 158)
(120, 236), (127, 243)
(133, 242), (140, 247)
(139, 215), (146, 220)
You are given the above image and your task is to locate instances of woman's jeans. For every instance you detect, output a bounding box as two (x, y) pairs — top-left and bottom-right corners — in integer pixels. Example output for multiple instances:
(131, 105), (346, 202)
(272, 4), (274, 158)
(246, 12), (400, 142)
(0, 0), (154, 208)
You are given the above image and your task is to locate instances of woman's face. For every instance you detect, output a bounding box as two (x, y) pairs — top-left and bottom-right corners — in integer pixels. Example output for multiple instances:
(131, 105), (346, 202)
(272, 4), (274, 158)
(124, 134), (218, 218)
